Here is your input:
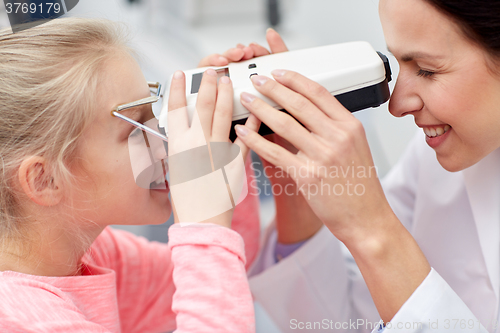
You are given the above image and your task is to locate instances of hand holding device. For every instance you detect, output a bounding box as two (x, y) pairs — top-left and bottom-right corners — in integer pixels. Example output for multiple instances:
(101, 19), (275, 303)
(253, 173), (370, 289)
(165, 69), (259, 225)
(164, 41), (391, 141)
(234, 68), (393, 246)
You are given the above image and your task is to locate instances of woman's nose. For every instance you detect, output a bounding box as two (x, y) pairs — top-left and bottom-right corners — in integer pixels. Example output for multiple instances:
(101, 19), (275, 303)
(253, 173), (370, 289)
(388, 73), (424, 118)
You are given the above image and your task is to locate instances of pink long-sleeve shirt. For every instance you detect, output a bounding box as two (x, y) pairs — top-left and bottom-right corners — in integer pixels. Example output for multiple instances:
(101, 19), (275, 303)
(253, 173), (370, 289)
(0, 157), (260, 333)
(0, 224), (255, 333)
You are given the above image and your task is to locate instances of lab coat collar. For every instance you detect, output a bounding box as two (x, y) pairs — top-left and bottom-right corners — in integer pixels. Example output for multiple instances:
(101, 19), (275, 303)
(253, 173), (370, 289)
(462, 148), (500, 308)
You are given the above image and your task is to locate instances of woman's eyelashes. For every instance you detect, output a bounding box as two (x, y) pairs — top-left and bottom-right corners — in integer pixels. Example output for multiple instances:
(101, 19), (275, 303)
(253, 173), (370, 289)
(417, 68), (436, 78)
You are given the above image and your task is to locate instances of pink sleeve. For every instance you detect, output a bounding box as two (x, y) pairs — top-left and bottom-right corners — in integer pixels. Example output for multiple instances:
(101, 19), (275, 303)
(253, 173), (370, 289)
(168, 223), (255, 333)
(86, 228), (177, 333)
(231, 156), (260, 270)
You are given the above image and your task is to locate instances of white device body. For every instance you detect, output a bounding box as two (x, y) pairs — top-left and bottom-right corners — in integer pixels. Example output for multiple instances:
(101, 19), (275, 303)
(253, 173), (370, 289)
(164, 41), (388, 123)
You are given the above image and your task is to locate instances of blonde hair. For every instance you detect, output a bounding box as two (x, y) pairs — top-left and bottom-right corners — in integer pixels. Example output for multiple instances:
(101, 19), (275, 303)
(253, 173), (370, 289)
(0, 18), (133, 241)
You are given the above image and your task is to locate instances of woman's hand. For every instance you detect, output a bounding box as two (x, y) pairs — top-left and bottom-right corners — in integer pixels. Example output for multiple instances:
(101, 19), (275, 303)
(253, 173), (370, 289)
(234, 70), (431, 322)
(198, 30), (324, 244)
(235, 70), (391, 243)
(197, 28), (288, 68)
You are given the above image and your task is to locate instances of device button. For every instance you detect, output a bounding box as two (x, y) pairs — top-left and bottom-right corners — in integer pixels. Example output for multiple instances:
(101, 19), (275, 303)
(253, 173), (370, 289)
(248, 63), (257, 69)
(249, 73), (258, 79)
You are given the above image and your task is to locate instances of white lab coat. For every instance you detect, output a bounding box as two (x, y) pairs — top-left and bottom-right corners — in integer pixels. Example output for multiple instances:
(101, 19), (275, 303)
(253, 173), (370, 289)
(248, 131), (498, 332)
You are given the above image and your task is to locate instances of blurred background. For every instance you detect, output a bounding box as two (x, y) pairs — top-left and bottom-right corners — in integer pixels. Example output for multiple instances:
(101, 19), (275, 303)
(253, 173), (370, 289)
(0, 1), (418, 331)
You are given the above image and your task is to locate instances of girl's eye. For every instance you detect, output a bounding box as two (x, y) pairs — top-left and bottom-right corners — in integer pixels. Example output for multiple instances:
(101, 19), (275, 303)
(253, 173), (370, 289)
(417, 69), (435, 78)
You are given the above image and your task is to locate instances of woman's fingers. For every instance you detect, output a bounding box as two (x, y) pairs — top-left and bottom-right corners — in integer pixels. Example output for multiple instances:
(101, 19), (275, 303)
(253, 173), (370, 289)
(211, 76), (234, 142)
(198, 46), (251, 67)
(222, 47), (246, 62)
(271, 70), (352, 120)
(234, 114), (261, 159)
(239, 91), (324, 159)
(241, 46), (255, 60)
(196, 69), (219, 139)
(197, 29), (287, 67)
(248, 74), (334, 134)
(198, 53), (229, 67)
(234, 123), (301, 172)
(266, 28), (288, 53)
(249, 42), (270, 57)
(197, 29), (287, 68)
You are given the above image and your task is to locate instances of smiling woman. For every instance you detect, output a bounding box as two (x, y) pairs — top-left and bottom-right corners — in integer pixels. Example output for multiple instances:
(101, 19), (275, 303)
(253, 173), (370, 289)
(380, 0), (500, 172)
(228, 0), (500, 331)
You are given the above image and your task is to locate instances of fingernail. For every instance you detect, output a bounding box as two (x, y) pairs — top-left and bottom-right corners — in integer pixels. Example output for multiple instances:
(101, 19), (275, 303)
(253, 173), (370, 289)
(220, 76), (230, 84)
(251, 75), (268, 86)
(218, 56), (227, 63)
(235, 125), (249, 137)
(271, 69), (286, 77)
(206, 69), (217, 76)
(236, 44), (245, 49)
(266, 27), (276, 34)
(174, 70), (183, 79)
(241, 92), (256, 104)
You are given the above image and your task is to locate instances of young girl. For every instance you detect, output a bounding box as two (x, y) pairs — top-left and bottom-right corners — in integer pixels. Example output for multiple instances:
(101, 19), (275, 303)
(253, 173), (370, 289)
(0, 17), (260, 332)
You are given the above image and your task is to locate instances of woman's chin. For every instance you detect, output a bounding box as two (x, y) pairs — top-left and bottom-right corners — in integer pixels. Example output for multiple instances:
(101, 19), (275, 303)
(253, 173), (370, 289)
(436, 153), (480, 173)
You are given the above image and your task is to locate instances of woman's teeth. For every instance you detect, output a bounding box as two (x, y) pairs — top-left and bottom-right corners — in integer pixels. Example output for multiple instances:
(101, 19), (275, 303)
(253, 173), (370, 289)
(424, 125), (451, 138)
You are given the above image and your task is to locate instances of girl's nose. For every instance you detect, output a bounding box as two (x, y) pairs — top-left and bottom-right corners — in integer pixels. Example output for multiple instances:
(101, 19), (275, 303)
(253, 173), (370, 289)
(388, 72), (424, 118)
(151, 138), (168, 161)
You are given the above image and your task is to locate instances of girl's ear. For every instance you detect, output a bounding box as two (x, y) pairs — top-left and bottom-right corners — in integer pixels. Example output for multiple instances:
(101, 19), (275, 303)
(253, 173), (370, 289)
(18, 156), (63, 206)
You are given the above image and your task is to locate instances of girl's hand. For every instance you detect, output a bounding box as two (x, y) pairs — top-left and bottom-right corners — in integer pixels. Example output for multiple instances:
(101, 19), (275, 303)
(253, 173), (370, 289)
(166, 70), (259, 227)
(234, 70), (393, 245)
(167, 69), (259, 159)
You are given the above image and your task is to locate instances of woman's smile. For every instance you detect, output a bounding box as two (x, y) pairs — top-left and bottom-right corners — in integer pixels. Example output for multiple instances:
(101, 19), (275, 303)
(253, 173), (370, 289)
(418, 124), (452, 149)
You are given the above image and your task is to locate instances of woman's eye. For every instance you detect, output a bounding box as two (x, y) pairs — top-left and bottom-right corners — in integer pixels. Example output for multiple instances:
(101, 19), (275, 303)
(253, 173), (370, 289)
(417, 69), (435, 78)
